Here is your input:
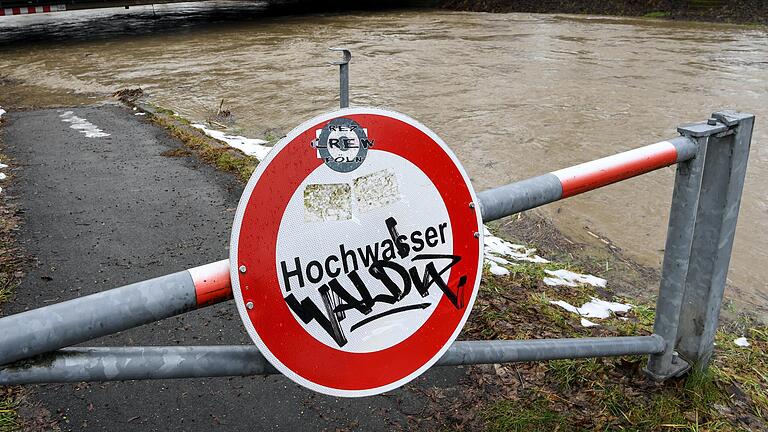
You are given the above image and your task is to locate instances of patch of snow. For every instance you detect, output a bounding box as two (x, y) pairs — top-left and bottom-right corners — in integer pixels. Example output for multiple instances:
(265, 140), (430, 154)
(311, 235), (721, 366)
(733, 337), (750, 347)
(191, 124), (272, 160)
(483, 226), (549, 267)
(579, 298), (631, 318)
(486, 255), (509, 265)
(135, 112), (146, 116)
(0, 107), (5, 119)
(59, 111), (110, 138)
(488, 262), (510, 276)
(581, 318), (599, 327)
(0, 173), (6, 180)
(550, 300), (580, 314)
(550, 297), (632, 319)
(543, 269), (606, 288)
(0, 163), (7, 169)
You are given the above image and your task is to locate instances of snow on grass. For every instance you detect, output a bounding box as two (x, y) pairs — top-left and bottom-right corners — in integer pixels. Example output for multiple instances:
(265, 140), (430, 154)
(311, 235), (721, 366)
(0, 173), (6, 180)
(59, 111), (110, 138)
(488, 262), (510, 276)
(0, 107), (5, 119)
(543, 269), (606, 288)
(483, 226), (630, 328)
(191, 124), (272, 160)
(550, 297), (632, 320)
(483, 226), (548, 268)
(734, 337), (750, 347)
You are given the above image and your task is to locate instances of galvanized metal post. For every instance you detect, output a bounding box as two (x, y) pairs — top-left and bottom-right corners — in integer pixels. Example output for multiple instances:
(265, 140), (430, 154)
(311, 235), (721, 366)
(646, 111), (754, 380)
(329, 47), (351, 108)
(645, 134), (709, 380)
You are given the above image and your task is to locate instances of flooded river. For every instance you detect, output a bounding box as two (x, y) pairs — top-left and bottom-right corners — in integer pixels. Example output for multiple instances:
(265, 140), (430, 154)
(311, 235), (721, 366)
(1, 2), (767, 310)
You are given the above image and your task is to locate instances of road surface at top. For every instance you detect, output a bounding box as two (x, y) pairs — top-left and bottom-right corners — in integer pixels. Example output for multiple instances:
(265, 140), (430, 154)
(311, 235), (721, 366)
(1, 104), (463, 431)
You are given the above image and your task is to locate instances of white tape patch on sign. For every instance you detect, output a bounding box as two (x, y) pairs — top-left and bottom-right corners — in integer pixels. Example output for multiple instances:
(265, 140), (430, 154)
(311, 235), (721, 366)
(230, 108), (483, 397)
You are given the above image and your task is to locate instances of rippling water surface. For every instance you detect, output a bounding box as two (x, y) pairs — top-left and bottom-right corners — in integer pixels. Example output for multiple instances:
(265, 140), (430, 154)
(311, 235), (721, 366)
(1, 2), (767, 308)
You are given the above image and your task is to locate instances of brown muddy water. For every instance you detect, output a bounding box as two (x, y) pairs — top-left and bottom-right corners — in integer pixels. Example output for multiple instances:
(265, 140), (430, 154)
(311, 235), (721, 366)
(1, 2), (767, 310)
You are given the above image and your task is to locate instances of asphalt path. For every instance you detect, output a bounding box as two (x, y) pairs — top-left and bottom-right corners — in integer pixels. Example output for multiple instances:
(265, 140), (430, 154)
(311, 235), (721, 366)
(2, 104), (463, 431)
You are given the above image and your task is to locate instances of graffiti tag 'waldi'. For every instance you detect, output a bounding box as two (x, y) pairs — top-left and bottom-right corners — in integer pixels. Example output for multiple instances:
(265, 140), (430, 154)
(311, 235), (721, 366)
(281, 217), (467, 347)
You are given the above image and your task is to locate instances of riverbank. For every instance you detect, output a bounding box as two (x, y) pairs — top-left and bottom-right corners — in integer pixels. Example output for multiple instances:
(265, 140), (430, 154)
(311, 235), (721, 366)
(439, 0), (768, 25)
(0, 113), (23, 432)
(0, 90), (765, 429)
(135, 99), (768, 430)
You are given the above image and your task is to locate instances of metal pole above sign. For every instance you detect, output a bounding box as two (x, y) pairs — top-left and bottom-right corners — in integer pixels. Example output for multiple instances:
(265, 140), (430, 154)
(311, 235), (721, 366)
(329, 47), (351, 108)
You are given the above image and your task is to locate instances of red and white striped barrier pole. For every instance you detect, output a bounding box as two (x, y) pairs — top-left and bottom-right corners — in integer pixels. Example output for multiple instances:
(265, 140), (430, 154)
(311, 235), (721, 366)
(477, 136), (697, 222)
(0, 259), (232, 366)
(0, 4), (66, 16)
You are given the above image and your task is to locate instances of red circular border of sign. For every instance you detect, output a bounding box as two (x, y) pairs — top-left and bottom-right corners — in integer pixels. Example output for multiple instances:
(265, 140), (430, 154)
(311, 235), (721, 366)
(231, 108), (482, 396)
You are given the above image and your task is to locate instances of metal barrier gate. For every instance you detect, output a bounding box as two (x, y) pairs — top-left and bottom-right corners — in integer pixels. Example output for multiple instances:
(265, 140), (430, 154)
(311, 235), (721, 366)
(0, 52), (755, 390)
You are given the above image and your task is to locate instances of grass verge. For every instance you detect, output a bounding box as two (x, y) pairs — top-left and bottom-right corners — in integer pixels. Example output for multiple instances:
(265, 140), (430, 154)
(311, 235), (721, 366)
(117, 96), (766, 431)
(0, 123), (23, 432)
(419, 222), (766, 431)
(116, 95), (259, 183)
(644, 11), (671, 18)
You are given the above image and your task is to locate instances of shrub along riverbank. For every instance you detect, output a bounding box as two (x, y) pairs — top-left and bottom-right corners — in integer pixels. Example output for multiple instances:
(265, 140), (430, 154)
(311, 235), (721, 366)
(439, 0), (768, 25)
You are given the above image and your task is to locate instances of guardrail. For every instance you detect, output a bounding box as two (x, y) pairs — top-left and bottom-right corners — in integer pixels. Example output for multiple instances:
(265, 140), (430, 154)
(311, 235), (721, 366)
(0, 107), (753, 386)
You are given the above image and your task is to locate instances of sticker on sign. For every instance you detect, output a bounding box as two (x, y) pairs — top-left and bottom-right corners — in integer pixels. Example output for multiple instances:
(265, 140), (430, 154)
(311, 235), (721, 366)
(230, 108), (483, 397)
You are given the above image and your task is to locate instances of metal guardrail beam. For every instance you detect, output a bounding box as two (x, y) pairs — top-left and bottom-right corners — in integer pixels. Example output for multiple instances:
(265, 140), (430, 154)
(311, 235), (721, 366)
(0, 0), (201, 14)
(0, 336), (665, 385)
(0, 135), (701, 368)
(0, 111), (754, 386)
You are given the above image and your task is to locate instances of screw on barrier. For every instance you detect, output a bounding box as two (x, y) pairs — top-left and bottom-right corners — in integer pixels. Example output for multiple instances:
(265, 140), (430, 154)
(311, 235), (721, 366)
(469, 202), (475, 209)
(246, 301), (254, 310)
(239, 265), (247, 273)
(328, 47), (351, 108)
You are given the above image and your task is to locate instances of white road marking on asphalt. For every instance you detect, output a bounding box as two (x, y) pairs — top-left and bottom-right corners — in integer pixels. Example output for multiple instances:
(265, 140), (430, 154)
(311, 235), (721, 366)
(59, 111), (110, 138)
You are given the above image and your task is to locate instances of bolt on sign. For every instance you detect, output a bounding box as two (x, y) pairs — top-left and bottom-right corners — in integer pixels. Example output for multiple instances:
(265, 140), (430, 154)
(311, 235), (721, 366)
(231, 108), (483, 397)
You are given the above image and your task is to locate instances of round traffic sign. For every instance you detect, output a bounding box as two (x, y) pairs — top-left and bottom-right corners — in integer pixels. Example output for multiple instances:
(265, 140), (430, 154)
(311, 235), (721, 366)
(230, 108), (483, 397)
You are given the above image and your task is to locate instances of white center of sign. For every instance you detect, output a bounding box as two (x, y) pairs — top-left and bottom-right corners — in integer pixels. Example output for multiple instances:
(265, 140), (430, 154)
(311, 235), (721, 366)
(275, 150), (452, 352)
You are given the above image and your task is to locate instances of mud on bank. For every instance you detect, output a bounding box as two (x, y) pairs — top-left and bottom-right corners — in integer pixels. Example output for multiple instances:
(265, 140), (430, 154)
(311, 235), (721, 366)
(439, 0), (768, 25)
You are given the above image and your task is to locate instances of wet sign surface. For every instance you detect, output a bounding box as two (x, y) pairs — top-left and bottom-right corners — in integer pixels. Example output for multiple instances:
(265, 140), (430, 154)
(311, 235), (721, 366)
(230, 108), (483, 397)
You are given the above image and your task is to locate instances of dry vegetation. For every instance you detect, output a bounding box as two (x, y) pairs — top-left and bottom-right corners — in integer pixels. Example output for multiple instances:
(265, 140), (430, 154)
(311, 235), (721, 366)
(0, 124), (23, 431)
(144, 105), (259, 183)
(409, 221), (768, 431)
